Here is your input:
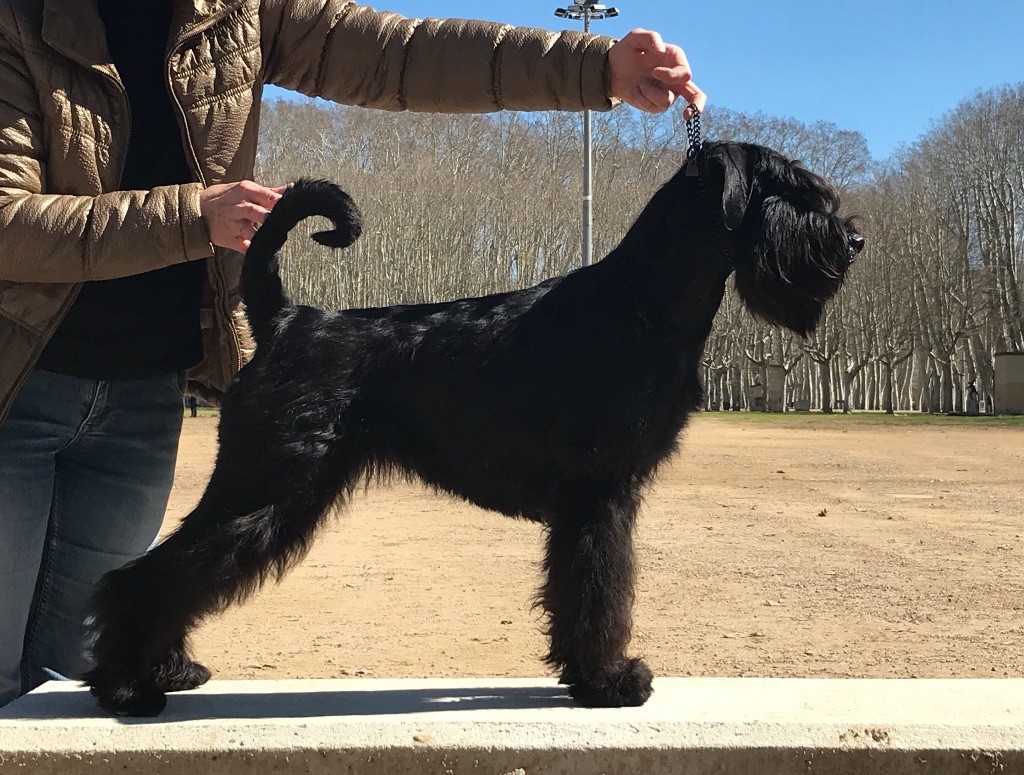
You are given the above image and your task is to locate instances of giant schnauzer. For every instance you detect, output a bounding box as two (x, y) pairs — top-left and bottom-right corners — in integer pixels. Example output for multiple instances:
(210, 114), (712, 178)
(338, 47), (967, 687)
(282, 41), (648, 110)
(85, 141), (864, 716)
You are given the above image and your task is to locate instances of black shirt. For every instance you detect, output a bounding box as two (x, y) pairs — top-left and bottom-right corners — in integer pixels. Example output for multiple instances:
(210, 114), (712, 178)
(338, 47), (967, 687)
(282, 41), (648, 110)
(37, 0), (207, 379)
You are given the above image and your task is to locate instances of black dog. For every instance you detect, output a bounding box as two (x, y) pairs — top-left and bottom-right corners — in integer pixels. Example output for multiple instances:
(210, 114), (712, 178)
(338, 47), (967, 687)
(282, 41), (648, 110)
(85, 141), (863, 716)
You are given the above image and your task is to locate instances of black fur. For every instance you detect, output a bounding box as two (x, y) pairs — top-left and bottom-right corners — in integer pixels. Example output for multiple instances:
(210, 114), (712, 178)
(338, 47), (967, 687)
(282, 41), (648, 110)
(84, 141), (863, 716)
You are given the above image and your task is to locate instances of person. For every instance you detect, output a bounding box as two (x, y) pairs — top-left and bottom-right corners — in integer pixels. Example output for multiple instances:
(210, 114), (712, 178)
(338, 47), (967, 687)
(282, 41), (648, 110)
(0, 0), (705, 708)
(966, 380), (980, 416)
(187, 395), (199, 419)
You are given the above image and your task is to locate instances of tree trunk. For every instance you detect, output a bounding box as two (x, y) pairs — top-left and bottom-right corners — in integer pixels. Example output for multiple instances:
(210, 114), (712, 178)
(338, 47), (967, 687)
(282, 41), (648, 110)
(940, 358), (954, 413)
(882, 362), (895, 414)
(819, 360), (833, 414)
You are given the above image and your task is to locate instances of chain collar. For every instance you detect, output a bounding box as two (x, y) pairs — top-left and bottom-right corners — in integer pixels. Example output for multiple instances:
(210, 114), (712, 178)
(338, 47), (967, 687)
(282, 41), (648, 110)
(685, 103), (703, 159)
(684, 103), (704, 178)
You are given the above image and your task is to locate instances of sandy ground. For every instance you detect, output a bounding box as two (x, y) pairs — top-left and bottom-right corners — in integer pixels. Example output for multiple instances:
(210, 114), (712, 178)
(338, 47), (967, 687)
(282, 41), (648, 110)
(164, 414), (1024, 682)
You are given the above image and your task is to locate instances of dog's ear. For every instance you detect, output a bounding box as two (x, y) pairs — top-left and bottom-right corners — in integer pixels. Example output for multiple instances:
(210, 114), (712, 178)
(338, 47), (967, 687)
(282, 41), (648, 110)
(705, 144), (754, 231)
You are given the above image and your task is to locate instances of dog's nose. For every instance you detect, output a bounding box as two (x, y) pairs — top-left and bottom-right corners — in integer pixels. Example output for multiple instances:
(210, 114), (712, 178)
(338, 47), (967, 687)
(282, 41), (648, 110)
(849, 232), (865, 255)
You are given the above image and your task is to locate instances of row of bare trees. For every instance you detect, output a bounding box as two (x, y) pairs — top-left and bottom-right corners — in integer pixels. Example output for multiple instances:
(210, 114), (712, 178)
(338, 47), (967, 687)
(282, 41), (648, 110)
(254, 82), (1024, 413)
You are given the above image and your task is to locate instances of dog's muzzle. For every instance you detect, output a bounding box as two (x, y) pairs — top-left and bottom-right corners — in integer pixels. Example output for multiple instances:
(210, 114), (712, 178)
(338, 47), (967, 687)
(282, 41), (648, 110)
(848, 231), (865, 261)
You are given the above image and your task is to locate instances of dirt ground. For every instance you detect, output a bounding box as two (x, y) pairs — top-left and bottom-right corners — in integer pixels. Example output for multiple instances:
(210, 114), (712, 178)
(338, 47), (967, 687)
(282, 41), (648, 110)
(164, 413), (1024, 682)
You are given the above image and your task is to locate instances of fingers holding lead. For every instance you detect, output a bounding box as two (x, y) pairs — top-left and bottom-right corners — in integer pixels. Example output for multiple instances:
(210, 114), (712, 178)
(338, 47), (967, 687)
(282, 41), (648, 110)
(607, 28), (707, 117)
(682, 86), (707, 120)
(650, 45), (700, 114)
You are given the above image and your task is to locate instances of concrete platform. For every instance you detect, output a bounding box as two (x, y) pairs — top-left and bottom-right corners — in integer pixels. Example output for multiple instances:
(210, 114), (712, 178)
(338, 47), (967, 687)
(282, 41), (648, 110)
(1, 677), (1022, 774)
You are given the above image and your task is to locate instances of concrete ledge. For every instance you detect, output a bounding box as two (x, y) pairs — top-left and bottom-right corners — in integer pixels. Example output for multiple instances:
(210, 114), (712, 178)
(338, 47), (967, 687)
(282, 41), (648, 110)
(1, 678), (1022, 774)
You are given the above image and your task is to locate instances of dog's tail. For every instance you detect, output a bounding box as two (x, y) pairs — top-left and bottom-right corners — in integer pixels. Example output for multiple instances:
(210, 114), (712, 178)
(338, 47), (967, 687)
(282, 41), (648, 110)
(241, 178), (362, 347)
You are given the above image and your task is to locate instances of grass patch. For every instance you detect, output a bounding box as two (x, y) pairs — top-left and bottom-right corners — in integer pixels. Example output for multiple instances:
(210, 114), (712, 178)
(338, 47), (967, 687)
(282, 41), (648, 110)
(698, 410), (1024, 428)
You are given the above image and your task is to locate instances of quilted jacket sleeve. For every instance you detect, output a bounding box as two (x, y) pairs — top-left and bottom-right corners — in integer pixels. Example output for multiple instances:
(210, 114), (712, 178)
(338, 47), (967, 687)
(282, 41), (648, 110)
(0, 23), (213, 283)
(260, 0), (618, 113)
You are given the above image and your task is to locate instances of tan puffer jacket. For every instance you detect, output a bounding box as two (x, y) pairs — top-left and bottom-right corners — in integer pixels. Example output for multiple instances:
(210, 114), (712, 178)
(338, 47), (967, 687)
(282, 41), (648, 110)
(0, 0), (617, 422)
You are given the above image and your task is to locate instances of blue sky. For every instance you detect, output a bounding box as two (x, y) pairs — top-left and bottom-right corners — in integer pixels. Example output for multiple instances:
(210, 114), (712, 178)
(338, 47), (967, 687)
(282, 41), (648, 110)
(266, 1), (1024, 160)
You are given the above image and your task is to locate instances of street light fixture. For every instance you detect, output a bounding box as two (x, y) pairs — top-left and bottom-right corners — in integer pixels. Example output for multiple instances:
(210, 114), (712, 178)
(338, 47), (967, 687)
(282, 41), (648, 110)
(554, 2), (620, 267)
(555, 3), (620, 23)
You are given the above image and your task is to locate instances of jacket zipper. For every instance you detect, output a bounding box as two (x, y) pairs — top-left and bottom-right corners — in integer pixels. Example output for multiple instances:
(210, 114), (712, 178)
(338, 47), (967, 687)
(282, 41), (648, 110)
(166, 9), (247, 379)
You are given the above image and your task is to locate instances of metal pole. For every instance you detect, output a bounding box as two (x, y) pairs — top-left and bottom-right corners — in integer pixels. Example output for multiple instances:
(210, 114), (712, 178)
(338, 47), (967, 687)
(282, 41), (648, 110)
(555, 2), (619, 268)
(582, 11), (593, 267)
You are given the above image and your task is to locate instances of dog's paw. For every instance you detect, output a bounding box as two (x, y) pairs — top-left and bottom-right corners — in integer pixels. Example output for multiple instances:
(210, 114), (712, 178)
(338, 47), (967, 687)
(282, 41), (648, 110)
(566, 658), (654, 708)
(88, 676), (167, 717)
(152, 652), (212, 693)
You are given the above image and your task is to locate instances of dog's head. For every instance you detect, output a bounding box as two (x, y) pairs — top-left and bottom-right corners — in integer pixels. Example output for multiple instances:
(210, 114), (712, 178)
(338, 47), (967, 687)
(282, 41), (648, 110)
(689, 141), (863, 336)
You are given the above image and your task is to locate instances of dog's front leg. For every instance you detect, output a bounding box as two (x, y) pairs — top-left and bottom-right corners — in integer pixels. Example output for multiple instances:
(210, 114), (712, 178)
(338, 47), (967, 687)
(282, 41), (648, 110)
(538, 500), (653, 707)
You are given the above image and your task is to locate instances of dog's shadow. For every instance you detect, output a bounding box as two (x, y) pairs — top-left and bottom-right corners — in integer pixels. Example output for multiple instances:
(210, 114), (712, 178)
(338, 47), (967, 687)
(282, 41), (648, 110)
(9, 684), (576, 723)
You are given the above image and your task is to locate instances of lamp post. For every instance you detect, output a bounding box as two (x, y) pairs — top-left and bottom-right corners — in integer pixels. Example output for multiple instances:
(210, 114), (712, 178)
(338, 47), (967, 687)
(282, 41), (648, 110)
(554, 2), (619, 267)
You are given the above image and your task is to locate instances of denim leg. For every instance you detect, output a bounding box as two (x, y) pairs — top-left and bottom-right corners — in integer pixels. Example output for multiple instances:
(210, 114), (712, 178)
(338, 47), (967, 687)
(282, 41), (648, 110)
(0, 370), (184, 707)
(0, 371), (83, 707)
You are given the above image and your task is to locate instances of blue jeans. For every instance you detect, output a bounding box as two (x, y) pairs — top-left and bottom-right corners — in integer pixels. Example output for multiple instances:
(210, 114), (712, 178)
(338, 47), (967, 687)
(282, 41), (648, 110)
(0, 369), (185, 708)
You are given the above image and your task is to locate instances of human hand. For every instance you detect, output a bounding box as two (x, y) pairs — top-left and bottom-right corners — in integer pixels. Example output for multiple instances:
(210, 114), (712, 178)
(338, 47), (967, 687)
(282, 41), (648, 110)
(608, 29), (706, 117)
(199, 181), (288, 252)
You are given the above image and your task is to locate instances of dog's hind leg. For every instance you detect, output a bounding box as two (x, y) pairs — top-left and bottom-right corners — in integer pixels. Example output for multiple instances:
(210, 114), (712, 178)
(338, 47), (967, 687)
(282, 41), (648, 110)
(538, 498), (653, 707)
(85, 451), (349, 716)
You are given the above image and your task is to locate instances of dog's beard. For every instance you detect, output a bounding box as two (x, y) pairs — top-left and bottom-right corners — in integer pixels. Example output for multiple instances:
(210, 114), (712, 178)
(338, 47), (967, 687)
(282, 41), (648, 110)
(733, 200), (851, 336)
